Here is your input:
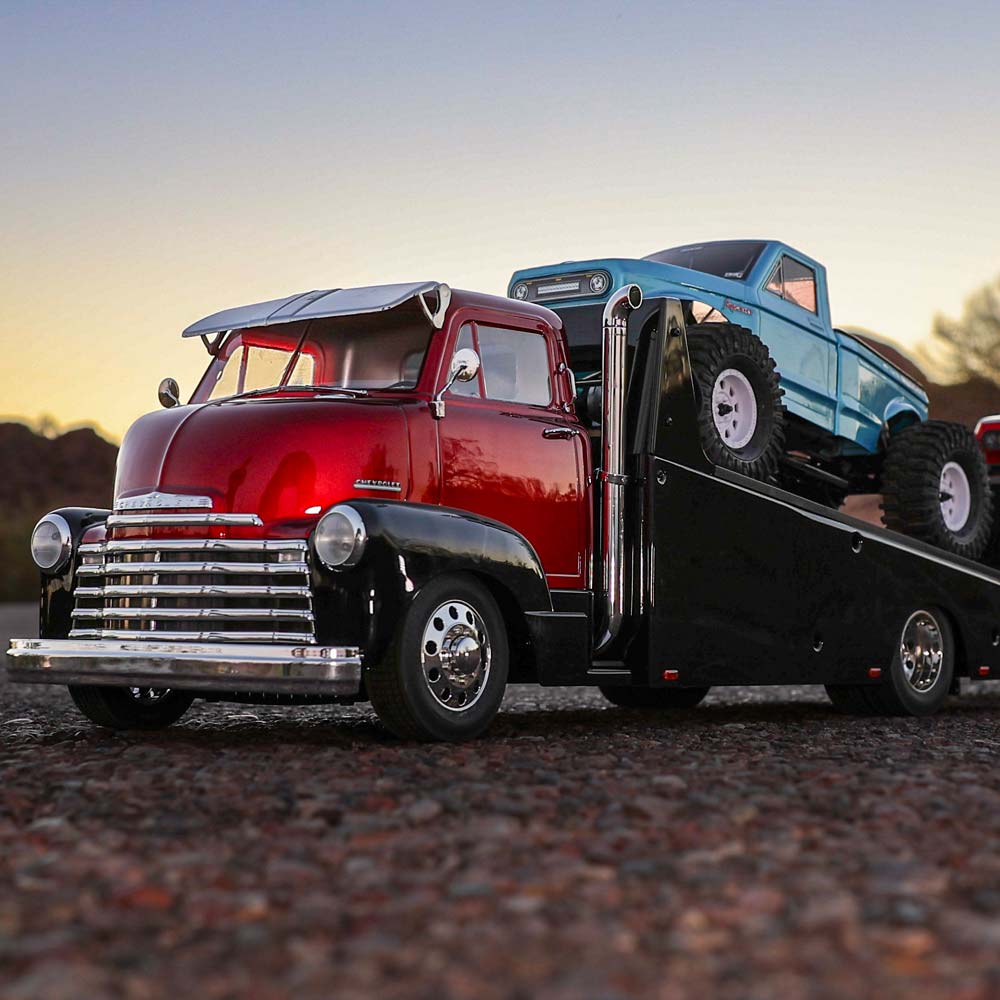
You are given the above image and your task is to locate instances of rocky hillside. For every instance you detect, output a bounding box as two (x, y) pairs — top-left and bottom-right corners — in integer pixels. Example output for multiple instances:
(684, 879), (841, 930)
(0, 423), (118, 601)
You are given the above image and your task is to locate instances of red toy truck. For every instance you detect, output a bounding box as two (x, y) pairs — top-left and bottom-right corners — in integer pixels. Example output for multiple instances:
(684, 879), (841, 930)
(8, 282), (1000, 739)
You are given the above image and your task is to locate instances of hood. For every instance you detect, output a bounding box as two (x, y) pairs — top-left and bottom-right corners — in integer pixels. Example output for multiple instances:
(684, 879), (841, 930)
(114, 396), (411, 525)
(509, 257), (748, 306)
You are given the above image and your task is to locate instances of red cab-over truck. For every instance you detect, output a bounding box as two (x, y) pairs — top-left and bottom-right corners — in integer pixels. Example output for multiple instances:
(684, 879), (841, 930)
(8, 282), (1000, 739)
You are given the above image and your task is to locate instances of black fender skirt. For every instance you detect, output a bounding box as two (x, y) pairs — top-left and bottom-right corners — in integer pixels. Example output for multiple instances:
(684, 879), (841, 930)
(311, 500), (592, 682)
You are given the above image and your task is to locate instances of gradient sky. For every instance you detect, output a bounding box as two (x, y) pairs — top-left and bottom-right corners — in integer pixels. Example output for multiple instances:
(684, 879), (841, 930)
(2, 0), (999, 441)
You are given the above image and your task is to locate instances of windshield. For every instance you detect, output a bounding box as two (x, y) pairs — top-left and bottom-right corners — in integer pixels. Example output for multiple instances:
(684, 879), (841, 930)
(643, 241), (765, 280)
(192, 311), (434, 402)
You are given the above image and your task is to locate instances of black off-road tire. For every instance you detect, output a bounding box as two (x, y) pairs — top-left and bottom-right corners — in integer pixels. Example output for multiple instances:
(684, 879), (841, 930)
(600, 685), (710, 709)
(826, 606), (955, 717)
(68, 685), (194, 730)
(366, 574), (509, 741)
(881, 420), (993, 560)
(687, 324), (786, 482)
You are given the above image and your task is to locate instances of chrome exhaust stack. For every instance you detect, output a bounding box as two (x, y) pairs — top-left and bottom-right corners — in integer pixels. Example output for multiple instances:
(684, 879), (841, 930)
(595, 284), (642, 655)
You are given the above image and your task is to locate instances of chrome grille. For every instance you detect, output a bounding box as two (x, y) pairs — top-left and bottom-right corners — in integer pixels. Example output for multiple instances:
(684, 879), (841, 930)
(70, 519), (315, 643)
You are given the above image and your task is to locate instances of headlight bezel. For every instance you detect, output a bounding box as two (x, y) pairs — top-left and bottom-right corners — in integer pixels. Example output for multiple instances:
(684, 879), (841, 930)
(30, 513), (73, 573)
(313, 504), (367, 570)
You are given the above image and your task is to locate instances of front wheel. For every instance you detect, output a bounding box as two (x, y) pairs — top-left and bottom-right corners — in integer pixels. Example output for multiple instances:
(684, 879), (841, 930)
(366, 574), (509, 741)
(687, 324), (786, 483)
(881, 420), (994, 560)
(68, 685), (194, 730)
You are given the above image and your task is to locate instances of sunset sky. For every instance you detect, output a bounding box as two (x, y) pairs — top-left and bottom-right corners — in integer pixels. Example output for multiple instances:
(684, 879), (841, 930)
(2, 1), (999, 441)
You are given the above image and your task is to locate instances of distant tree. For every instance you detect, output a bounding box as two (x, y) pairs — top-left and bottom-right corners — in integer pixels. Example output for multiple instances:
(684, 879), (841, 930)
(929, 275), (1000, 384)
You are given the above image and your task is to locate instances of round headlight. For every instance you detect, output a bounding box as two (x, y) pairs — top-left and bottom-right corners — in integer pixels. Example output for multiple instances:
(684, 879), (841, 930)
(313, 505), (366, 569)
(983, 430), (1000, 450)
(30, 513), (72, 572)
(589, 272), (609, 295)
(512, 283), (529, 301)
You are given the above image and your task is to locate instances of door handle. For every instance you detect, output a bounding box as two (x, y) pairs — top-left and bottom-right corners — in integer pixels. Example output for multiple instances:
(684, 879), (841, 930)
(542, 427), (579, 439)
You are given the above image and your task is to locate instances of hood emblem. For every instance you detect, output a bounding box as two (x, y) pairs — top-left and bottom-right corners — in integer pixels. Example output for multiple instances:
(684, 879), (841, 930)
(353, 479), (402, 493)
(115, 491), (214, 511)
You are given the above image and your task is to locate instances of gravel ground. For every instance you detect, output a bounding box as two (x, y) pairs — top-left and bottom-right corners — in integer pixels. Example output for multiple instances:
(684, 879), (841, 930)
(2, 603), (1000, 1000)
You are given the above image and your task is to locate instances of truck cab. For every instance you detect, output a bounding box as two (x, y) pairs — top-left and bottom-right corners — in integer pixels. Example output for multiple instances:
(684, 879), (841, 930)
(119, 283), (590, 594)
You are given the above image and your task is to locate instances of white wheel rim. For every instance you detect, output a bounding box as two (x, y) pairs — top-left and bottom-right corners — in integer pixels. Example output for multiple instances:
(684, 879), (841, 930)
(939, 461), (971, 532)
(712, 368), (757, 451)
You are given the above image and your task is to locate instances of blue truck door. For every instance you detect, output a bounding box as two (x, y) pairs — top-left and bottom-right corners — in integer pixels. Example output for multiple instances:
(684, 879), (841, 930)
(757, 254), (837, 433)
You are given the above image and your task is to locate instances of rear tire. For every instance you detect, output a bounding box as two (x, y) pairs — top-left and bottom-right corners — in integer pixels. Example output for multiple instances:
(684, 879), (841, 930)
(68, 686), (194, 730)
(366, 574), (509, 741)
(826, 606), (954, 717)
(881, 420), (993, 560)
(687, 324), (786, 482)
(600, 685), (710, 709)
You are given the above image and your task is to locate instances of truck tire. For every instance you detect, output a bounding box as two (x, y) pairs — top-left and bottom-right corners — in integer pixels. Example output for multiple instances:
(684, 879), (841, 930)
(600, 685), (710, 709)
(687, 324), (786, 482)
(825, 607), (955, 717)
(68, 685), (194, 730)
(881, 420), (993, 560)
(366, 574), (509, 741)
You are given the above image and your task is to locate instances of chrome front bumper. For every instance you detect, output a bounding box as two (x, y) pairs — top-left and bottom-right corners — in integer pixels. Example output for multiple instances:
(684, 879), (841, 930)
(5, 638), (363, 696)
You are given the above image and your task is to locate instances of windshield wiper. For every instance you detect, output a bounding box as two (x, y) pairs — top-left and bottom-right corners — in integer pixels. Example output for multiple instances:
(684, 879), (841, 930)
(231, 384), (368, 400)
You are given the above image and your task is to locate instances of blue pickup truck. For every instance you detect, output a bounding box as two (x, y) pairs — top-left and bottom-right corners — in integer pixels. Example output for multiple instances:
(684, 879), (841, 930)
(510, 240), (993, 559)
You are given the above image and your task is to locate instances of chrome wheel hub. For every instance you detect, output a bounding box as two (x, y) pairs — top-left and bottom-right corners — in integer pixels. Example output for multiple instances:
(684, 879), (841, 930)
(939, 461), (971, 532)
(899, 610), (944, 693)
(421, 599), (491, 712)
(712, 368), (757, 451)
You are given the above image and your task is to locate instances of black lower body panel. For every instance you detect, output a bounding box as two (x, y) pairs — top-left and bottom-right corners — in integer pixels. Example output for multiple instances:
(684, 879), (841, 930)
(638, 458), (1000, 688)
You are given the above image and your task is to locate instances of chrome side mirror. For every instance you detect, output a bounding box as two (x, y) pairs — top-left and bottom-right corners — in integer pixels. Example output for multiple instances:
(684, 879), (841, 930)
(158, 377), (181, 408)
(431, 348), (481, 419)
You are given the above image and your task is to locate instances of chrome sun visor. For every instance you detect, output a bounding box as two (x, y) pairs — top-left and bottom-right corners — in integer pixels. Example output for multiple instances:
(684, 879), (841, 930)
(182, 281), (451, 338)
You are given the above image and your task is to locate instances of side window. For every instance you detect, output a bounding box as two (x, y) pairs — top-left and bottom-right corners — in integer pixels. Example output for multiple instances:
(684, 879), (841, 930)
(477, 325), (551, 405)
(781, 257), (817, 313)
(765, 260), (784, 297)
(765, 256), (817, 314)
(449, 323), (481, 398)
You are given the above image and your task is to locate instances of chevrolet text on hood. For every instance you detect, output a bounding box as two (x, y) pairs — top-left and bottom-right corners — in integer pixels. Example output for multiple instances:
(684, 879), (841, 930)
(8, 267), (1000, 742)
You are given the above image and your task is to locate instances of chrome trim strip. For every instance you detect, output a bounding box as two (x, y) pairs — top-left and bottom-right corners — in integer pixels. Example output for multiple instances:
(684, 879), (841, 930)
(71, 607), (315, 620)
(77, 561), (309, 576)
(595, 285), (642, 656)
(6, 638), (361, 696)
(66, 629), (315, 643)
(103, 539), (306, 553)
(74, 584), (312, 599)
(352, 479), (403, 493)
(115, 492), (213, 511)
(106, 513), (264, 528)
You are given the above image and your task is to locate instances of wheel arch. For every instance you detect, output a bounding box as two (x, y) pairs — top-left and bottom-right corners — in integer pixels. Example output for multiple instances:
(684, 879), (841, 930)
(884, 399), (923, 436)
(323, 501), (553, 669)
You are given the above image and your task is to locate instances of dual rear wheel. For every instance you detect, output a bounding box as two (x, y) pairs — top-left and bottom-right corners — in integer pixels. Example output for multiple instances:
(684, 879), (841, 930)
(826, 607), (955, 717)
